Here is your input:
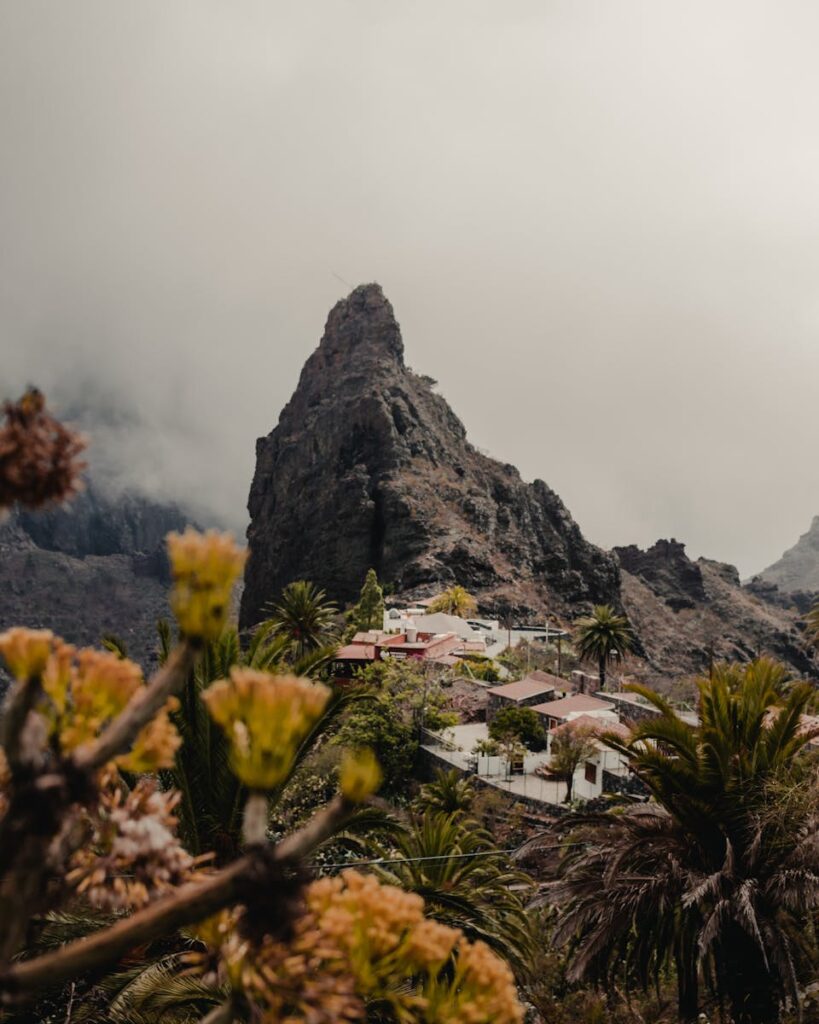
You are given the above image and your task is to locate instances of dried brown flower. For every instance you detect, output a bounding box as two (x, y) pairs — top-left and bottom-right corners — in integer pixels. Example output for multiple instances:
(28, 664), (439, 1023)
(0, 388), (86, 509)
(67, 778), (198, 911)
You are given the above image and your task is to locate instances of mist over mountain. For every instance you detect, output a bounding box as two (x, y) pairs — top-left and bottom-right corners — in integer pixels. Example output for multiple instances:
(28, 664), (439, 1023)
(3, 3), (819, 576)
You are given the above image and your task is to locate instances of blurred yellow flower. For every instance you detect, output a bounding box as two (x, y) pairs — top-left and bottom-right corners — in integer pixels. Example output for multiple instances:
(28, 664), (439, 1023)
(167, 528), (246, 641)
(41, 639), (76, 714)
(36, 644), (182, 772)
(426, 936), (524, 1024)
(0, 627), (54, 681)
(118, 696), (182, 773)
(339, 748), (382, 803)
(59, 649), (144, 752)
(202, 870), (524, 1024)
(202, 668), (330, 790)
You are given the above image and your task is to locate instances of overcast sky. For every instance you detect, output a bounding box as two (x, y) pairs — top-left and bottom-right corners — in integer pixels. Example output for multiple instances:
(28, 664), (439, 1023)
(2, 1), (818, 577)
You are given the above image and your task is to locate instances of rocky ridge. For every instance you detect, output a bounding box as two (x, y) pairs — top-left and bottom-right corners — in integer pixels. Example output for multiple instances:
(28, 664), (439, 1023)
(0, 485), (194, 669)
(615, 540), (814, 679)
(241, 284), (620, 628)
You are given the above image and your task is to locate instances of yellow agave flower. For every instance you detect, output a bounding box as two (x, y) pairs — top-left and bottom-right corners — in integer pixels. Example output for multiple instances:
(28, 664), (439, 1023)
(117, 696), (182, 773)
(220, 870), (523, 1023)
(167, 528), (246, 641)
(41, 638), (76, 715)
(0, 627), (54, 681)
(424, 936), (524, 1024)
(51, 648), (181, 772)
(59, 649), (144, 752)
(340, 747), (382, 803)
(202, 668), (330, 790)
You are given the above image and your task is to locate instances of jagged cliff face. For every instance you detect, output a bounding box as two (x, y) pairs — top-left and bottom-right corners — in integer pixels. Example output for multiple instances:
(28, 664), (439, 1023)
(615, 539), (814, 678)
(241, 284), (620, 627)
(757, 516), (819, 595)
(0, 485), (194, 669)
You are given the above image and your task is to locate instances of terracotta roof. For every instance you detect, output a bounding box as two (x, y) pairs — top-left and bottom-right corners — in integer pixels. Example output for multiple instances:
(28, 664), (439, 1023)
(335, 644), (376, 660)
(524, 669), (568, 689)
(530, 694), (612, 718)
(487, 678), (556, 701)
(555, 714), (630, 739)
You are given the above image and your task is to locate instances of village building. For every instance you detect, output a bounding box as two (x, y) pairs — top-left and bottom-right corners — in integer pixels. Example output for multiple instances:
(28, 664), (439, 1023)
(530, 693), (617, 731)
(486, 671), (564, 721)
(595, 690), (664, 724)
(332, 628), (464, 678)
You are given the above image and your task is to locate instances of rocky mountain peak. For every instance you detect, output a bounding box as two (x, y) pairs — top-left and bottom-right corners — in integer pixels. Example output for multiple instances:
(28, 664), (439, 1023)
(240, 285), (620, 627)
(296, 282), (403, 386)
(757, 516), (819, 595)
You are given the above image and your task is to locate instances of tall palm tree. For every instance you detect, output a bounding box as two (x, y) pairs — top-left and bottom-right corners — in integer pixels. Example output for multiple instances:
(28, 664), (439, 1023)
(428, 585), (477, 619)
(374, 810), (533, 970)
(496, 603), (516, 652)
(156, 620), (337, 863)
(263, 580), (338, 660)
(573, 604), (635, 690)
(542, 658), (819, 1024)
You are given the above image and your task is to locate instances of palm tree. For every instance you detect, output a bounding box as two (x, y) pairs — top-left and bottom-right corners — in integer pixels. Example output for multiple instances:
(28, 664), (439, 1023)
(263, 580), (338, 660)
(496, 603), (516, 652)
(417, 768), (475, 814)
(156, 620), (338, 863)
(374, 810), (532, 969)
(573, 604), (636, 690)
(0, 909), (224, 1024)
(542, 658), (819, 1024)
(428, 585), (477, 618)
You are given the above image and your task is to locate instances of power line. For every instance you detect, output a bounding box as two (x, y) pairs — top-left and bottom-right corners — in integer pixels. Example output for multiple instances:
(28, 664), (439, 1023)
(320, 839), (583, 872)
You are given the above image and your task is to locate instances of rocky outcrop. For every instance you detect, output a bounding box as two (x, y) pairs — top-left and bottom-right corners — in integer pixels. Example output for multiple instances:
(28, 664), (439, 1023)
(615, 539), (814, 678)
(614, 539), (706, 611)
(756, 516), (819, 595)
(241, 284), (620, 627)
(0, 485), (195, 669)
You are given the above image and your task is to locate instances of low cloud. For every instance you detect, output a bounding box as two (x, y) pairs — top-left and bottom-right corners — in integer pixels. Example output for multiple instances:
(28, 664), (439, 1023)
(2, 2), (818, 573)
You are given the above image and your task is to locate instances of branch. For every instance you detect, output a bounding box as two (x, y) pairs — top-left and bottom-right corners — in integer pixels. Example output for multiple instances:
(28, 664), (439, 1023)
(73, 641), (197, 772)
(1, 675), (42, 770)
(0, 641), (198, 963)
(0, 794), (353, 1001)
(274, 794), (350, 860)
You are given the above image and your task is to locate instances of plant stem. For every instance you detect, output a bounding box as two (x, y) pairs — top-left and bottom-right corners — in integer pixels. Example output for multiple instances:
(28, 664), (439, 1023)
(241, 792), (268, 846)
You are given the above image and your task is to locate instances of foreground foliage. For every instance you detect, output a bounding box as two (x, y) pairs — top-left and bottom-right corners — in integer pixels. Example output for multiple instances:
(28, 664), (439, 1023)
(0, 508), (524, 1022)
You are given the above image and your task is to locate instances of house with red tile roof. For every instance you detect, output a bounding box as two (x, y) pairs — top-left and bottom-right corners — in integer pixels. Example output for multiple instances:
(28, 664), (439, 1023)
(486, 675), (559, 721)
(530, 693), (617, 731)
(332, 628), (464, 679)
